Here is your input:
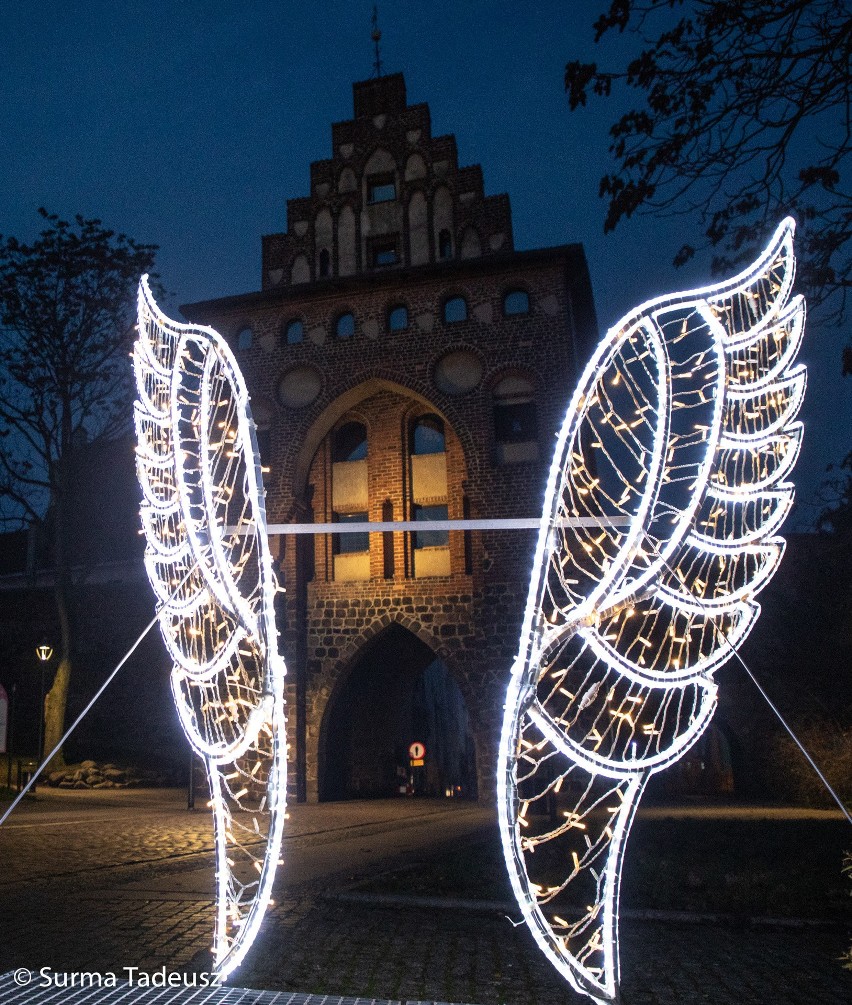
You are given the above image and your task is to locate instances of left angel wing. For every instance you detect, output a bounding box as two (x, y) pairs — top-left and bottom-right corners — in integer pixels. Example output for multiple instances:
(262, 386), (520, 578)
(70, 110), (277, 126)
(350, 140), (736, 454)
(133, 276), (287, 980)
(498, 219), (805, 1003)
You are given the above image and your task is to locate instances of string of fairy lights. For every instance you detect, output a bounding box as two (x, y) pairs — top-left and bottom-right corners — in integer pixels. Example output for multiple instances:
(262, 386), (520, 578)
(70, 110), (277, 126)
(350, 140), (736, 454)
(126, 218), (820, 1003)
(0, 212), (834, 1005)
(497, 218), (807, 1004)
(133, 277), (287, 981)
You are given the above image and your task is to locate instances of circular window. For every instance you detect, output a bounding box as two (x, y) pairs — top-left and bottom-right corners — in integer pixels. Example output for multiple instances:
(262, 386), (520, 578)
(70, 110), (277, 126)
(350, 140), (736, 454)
(277, 365), (322, 409)
(433, 349), (483, 395)
(236, 326), (253, 350)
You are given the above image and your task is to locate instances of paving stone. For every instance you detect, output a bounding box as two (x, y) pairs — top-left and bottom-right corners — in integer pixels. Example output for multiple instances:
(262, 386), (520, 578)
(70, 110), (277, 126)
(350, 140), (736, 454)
(1, 793), (850, 1004)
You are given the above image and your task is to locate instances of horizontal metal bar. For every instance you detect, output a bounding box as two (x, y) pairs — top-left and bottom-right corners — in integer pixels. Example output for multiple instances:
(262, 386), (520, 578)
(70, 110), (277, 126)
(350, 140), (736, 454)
(260, 516), (631, 535)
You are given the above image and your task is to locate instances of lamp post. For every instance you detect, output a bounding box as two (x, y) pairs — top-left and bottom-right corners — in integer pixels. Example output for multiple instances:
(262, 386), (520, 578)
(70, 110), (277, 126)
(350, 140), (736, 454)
(35, 644), (53, 767)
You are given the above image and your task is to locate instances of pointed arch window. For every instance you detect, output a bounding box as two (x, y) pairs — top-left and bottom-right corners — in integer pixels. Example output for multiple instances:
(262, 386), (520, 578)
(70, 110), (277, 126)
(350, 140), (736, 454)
(332, 421), (368, 462)
(409, 413), (449, 576)
(411, 414), (445, 455)
(331, 420), (369, 573)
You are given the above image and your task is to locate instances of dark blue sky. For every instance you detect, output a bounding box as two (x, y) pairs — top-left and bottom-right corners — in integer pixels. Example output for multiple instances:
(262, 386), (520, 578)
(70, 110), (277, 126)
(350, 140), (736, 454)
(2, 1), (848, 521)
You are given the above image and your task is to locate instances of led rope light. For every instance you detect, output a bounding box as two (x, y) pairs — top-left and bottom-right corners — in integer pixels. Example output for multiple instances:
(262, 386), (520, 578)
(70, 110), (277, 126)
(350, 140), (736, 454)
(497, 219), (806, 1004)
(133, 277), (287, 980)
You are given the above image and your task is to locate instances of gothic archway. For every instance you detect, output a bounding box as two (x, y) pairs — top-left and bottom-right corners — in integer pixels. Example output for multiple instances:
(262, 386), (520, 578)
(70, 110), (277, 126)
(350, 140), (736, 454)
(318, 623), (477, 801)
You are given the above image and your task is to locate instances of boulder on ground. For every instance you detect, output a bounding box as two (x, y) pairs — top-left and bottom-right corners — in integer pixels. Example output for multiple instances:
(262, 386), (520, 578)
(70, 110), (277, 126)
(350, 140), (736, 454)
(40, 759), (178, 789)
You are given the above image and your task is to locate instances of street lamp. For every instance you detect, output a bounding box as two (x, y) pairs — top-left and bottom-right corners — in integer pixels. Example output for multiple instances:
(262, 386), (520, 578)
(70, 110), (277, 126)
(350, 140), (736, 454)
(35, 644), (53, 765)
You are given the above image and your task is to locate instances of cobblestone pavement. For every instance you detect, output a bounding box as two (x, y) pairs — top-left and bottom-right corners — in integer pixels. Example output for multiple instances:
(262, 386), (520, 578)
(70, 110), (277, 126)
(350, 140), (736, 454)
(0, 788), (479, 884)
(0, 790), (850, 1005)
(0, 792), (216, 885)
(239, 896), (852, 1005)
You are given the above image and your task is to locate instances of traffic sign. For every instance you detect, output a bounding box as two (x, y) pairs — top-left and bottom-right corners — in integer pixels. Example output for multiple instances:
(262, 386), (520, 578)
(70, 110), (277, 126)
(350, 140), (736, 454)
(408, 741), (425, 760)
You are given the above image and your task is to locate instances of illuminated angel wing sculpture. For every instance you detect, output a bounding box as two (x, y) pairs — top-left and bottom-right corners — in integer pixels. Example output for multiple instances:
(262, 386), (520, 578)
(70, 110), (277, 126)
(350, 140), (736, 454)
(497, 219), (805, 1003)
(132, 276), (287, 980)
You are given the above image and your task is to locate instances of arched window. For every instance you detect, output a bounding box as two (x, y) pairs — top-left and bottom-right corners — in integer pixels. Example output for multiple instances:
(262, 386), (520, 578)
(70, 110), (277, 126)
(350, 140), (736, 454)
(290, 255), (310, 284)
(409, 412), (450, 575)
(255, 428), (271, 482)
(284, 319), (304, 344)
(413, 504), (449, 548)
(493, 375), (538, 462)
(370, 238), (399, 268)
(367, 174), (396, 203)
(503, 289), (530, 316)
(434, 187), (453, 259)
(338, 204), (356, 276)
(388, 305), (409, 332)
(338, 167), (357, 193)
(460, 227), (481, 259)
(318, 248), (331, 277)
(332, 421), (367, 462)
(411, 415), (445, 455)
(404, 153), (427, 181)
(443, 296), (467, 324)
(236, 326), (253, 350)
(334, 511), (369, 555)
(335, 312), (355, 339)
(330, 421), (369, 574)
(408, 190), (428, 266)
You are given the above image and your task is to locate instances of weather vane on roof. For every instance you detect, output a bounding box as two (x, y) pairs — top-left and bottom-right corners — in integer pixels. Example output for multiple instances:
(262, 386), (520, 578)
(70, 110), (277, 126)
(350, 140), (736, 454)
(371, 5), (383, 78)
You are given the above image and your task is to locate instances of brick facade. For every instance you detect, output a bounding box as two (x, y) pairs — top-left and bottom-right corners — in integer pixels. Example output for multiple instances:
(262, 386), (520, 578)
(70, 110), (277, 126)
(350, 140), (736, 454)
(182, 73), (599, 802)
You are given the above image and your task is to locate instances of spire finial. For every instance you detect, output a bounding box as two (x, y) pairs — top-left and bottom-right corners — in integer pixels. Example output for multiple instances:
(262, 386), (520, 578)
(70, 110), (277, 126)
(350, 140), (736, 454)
(371, 5), (383, 78)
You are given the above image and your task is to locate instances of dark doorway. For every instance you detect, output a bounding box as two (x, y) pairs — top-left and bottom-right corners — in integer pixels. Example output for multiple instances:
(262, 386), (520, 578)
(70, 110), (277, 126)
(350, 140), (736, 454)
(319, 624), (477, 801)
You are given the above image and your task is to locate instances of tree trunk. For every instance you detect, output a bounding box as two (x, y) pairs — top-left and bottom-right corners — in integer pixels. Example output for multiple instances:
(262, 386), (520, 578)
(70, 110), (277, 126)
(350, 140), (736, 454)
(42, 579), (72, 769)
(43, 403), (75, 770)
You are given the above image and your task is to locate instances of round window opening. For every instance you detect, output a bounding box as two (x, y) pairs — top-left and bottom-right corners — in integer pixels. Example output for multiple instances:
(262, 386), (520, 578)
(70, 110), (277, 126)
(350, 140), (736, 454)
(277, 366), (322, 409)
(433, 349), (483, 395)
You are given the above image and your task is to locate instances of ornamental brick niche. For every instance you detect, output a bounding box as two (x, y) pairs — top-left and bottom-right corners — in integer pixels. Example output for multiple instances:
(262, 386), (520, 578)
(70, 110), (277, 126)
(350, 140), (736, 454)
(182, 72), (599, 802)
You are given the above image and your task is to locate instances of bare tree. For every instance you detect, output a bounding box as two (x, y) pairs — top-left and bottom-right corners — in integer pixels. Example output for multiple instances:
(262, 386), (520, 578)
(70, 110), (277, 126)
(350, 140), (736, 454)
(0, 209), (157, 765)
(565, 0), (851, 333)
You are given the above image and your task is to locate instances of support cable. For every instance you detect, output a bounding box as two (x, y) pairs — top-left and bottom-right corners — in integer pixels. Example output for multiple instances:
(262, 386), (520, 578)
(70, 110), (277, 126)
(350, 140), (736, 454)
(650, 543), (852, 826)
(0, 570), (192, 829)
(718, 640), (851, 826)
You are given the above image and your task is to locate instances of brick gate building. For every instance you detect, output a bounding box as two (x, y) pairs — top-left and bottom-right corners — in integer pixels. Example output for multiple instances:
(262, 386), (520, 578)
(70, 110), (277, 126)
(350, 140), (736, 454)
(182, 73), (599, 802)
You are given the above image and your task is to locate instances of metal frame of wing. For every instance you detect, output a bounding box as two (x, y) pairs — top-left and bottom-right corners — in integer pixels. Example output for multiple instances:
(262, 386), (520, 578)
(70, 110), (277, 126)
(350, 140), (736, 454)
(133, 277), (287, 980)
(497, 219), (805, 1003)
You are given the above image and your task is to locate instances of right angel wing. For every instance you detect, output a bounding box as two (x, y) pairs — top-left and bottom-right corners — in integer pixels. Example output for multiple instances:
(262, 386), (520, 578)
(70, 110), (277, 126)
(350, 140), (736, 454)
(133, 276), (287, 980)
(498, 219), (805, 1003)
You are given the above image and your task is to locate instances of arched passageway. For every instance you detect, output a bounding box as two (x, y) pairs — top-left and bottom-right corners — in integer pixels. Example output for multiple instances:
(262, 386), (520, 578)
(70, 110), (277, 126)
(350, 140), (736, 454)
(319, 624), (477, 801)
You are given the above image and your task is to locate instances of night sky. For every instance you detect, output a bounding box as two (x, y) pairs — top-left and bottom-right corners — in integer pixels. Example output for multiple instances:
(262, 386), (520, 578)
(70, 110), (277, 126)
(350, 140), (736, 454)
(2, 1), (849, 522)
